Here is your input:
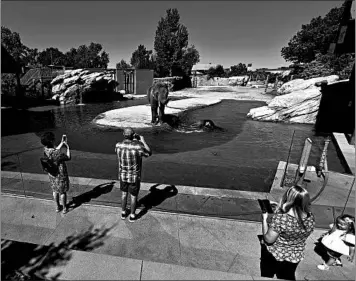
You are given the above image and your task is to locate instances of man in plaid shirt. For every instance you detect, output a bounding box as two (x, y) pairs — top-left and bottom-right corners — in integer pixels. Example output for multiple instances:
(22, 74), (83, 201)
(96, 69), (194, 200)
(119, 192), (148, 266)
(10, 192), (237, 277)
(115, 128), (152, 222)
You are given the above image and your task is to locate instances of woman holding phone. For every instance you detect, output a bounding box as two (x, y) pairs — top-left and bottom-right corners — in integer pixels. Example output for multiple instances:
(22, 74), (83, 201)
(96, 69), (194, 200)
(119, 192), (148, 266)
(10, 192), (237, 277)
(40, 132), (71, 214)
(260, 185), (315, 280)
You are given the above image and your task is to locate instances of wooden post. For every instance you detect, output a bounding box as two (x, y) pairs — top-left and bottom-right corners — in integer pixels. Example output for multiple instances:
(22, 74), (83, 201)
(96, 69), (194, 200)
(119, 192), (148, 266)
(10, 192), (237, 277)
(317, 136), (331, 177)
(274, 76), (279, 90)
(296, 138), (313, 186)
(265, 74), (269, 92)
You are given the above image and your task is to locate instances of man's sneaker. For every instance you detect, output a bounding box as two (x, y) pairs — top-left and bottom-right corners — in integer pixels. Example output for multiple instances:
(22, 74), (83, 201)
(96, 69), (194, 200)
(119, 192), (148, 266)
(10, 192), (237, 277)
(332, 259), (343, 266)
(128, 214), (137, 223)
(317, 263), (330, 270)
(121, 210), (129, 220)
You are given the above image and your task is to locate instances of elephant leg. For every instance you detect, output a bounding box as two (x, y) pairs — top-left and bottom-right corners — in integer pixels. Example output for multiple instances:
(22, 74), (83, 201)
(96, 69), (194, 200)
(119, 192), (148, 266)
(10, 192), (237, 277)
(151, 100), (159, 124)
(158, 103), (165, 123)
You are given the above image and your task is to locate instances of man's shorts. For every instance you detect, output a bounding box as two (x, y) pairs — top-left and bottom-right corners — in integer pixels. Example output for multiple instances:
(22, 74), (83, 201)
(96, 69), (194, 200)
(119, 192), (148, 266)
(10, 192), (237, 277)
(120, 180), (140, 196)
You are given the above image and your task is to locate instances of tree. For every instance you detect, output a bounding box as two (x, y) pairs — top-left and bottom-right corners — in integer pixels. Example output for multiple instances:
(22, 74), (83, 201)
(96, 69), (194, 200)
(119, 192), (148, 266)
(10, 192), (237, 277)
(25, 48), (40, 67)
(229, 63), (247, 76)
(154, 8), (189, 77)
(207, 64), (225, 80)
(130, 44), (152, 69)
(281, 5), (345, 63)
(116, 59), (131, 70)
(180, 45), (200, 76)
(38, 47), (66, 66)
(69, 43), (109, 68)
(290, 53), (354, 79)
(1, 26), (30, 66)
(64, 48), (77, 67)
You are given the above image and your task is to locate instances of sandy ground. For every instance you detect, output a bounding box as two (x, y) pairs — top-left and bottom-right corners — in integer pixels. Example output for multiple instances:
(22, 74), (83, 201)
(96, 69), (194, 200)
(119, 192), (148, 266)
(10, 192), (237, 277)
(94, 86), (273, 129)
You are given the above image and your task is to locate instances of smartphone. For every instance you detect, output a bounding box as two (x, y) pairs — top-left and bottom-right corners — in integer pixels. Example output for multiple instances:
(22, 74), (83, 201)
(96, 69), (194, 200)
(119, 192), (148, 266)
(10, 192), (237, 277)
(62, 134), (67, 143)
(258, 199), (274, 214)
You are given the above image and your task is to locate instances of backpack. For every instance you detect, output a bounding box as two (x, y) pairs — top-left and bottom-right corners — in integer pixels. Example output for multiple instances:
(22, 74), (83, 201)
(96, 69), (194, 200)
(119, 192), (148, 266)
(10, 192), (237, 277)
(40, 152), (59, 176)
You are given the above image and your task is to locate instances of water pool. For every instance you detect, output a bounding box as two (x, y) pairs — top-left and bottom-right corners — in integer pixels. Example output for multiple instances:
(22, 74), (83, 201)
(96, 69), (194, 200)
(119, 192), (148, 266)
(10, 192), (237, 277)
(1, 98), (345, 192)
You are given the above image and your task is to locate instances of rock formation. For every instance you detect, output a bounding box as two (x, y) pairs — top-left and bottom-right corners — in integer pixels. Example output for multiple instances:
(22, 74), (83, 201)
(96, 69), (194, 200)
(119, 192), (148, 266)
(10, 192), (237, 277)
(192, 75), (250, 87)
(51, 69), (118, 105)
(247, 76), (342, 124)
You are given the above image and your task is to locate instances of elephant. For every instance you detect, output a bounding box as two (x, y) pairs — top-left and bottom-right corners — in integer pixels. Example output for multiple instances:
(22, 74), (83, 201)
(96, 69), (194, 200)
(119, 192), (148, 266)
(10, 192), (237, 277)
(147, 83), (170, 125)
(161, 114), (222, 132)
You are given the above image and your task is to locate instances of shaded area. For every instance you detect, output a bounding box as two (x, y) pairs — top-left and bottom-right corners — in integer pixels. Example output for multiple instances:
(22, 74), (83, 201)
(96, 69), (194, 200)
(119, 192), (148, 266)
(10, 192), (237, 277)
(1, 224), (114, 280)
(315, 77), (354, 134)
(137, 184), (178, 219)
(68, 182), (115, 210)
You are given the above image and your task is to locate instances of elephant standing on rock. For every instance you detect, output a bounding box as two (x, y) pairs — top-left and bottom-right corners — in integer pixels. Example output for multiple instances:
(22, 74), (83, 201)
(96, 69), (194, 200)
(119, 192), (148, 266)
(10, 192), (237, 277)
(147, 83), (170, 124)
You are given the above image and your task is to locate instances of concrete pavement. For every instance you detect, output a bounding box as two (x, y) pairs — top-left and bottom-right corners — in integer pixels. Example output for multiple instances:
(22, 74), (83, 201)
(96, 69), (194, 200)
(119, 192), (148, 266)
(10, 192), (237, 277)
(1, 193), (354, 280)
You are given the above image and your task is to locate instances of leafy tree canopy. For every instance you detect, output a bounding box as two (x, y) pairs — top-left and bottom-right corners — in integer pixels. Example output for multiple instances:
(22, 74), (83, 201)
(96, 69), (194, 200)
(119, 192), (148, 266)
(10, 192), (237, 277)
(281, 5), (346, 63)
(130, 44), (153, 69)
(154, 8), (199, 77)
(229, 63), (247, 76)
(116, 59), (131, 70)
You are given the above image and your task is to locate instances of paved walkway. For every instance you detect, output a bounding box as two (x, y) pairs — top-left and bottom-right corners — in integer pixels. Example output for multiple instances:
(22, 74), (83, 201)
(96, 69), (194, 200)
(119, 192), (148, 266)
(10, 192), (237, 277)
(2, 194), (354, 280)
(2, 171), (355, 229)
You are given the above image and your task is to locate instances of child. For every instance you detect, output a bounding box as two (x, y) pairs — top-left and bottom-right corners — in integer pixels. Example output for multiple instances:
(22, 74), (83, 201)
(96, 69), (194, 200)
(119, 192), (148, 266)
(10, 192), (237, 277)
(317, 214), (355, 270)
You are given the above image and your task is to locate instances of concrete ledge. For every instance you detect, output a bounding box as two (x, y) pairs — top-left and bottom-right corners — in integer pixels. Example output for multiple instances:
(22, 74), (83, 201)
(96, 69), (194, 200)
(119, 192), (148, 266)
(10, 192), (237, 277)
(1, 171), (269, 200)
(333, 132), (355, 175)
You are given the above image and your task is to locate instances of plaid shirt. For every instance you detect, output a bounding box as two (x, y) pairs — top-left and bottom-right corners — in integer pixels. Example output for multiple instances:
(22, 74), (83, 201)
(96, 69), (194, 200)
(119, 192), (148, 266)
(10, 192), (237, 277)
(115, 140), (150, 183)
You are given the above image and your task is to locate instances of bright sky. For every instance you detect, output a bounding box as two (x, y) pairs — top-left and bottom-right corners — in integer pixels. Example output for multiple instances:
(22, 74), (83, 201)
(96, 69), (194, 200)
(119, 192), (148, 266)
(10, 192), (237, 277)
(2, 1), (342, 69)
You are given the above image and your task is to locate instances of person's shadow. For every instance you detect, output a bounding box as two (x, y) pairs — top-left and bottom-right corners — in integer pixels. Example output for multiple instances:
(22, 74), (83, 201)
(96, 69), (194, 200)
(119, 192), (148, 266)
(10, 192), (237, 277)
(68, 182), (116, 210)
(136, 184), (178, 219)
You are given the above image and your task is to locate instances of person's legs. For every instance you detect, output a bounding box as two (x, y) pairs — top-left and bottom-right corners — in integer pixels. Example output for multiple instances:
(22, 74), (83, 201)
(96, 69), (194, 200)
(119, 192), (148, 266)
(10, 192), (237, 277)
(120, 181), (129, 219)
(260, 245), (277, 278)
(60, 193), (68, 213)
(128, 181), (140, 222)
(318, 250), (341, 270)
(276, 260), (299, 280)
(130, 195), (137, 216)
(53, 191), (60, 212)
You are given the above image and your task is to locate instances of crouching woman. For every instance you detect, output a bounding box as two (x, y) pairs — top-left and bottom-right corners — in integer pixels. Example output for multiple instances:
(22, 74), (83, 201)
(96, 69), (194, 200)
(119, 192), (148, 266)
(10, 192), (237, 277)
(260, 185), (315, 280)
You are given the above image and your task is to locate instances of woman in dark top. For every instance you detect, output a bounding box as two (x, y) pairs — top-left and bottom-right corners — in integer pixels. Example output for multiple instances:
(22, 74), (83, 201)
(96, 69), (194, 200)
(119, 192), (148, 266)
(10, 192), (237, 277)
(261, 185), (315, 280)
(41, 132), (71, 214)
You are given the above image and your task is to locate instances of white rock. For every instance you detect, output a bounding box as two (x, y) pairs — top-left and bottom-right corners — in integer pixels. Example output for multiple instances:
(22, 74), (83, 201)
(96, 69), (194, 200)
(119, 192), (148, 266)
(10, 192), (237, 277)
(52, 84), (62, 94)
(267, 87), (321, 109)
(277, 75), (339, 95)
(63, 84), (80, 97)
(247, 86), (322, 124)
(51, 94), (59, 100)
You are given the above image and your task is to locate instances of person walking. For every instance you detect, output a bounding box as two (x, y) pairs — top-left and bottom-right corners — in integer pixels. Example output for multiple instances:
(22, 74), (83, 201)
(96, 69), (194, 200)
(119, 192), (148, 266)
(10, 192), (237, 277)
(40, 132), (71, 214)
(115, 128), (152, 222)
(260, 185), (315, 280)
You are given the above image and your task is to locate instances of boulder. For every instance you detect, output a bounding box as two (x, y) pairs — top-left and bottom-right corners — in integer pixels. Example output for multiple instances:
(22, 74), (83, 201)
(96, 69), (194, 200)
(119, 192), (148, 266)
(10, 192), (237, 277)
(247, 86), (322, 124)
(277, 75), (339, 95)
(50, 69), (117, 105)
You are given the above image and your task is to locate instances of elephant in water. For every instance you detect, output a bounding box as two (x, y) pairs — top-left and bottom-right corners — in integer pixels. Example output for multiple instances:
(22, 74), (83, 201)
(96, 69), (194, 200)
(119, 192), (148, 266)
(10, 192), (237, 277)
(161, 114), (222, 132)
(147, 83), (170, 125)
